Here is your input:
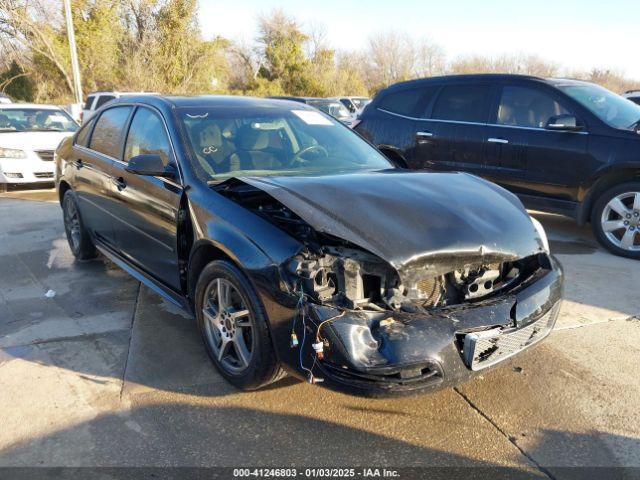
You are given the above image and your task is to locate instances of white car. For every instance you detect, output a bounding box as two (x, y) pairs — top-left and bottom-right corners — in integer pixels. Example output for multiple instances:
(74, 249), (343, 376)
(0, 93), (12, 104)
(82, 91), (158, 123)
(332, 96), (371, 115)
(0, 104), (78, 192)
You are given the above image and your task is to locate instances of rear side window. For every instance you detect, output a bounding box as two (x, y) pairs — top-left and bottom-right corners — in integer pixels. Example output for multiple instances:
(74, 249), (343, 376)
(378, 87), (437, 116)
(89, 106), (132, 158)
(124, 107), (172, 166)
(432, 85), (491, 123)
(95, 95), (116, 109)
(84, 95), (95, 110)
(74, 119), (94, 147)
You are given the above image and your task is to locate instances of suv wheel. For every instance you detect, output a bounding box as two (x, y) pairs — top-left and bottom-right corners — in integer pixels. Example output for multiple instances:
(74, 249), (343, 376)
(592, 182), (640, 259)
(195, 260), (285, 390)
(62, 189), (98, 260)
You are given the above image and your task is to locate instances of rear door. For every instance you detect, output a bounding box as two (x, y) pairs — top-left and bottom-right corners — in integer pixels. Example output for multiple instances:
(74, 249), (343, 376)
(72, 106), (133, 246)
(109, 106), (182, 289)
(426, 83), (495, 175)
(484, 84), (590, 201)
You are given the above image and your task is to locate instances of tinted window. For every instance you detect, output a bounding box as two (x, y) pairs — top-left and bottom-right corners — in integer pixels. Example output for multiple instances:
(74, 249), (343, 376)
(95, 95), (116, 109)
(124, 108), (172, 166)
(75, 119), (94, 147)
(631, 97), (640, 106)
(89, 107), (132, 158)
(378, 87), (436, 116)
(432, 85), (491, 123)
(84, 95), (95, 110)
(497, 86), (570, 128)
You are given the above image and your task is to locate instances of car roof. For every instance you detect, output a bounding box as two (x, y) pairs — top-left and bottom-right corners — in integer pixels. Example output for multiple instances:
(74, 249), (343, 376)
(110, 94), (319, 111)
(0, 103), (63, 110)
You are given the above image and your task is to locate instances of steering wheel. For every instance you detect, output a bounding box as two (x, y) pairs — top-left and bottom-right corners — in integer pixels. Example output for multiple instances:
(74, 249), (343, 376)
(290, 144), (329, 166)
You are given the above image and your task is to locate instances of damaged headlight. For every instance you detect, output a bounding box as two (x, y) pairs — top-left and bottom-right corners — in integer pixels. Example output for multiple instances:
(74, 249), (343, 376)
(530, 217), (550, 253)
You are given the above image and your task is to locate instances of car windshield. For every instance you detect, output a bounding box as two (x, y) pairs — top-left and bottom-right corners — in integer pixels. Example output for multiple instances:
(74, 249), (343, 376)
(0, 108), (78, 133)
(307, 100), (351, 118)
(178, 107), (391, 182)
(559, 84), (640, 130)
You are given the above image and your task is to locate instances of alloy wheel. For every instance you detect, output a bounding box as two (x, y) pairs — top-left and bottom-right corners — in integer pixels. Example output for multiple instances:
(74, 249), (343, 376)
(202, 278), (254, 374)
(64, 197), (82, 251)
(601, 191), (640, 252)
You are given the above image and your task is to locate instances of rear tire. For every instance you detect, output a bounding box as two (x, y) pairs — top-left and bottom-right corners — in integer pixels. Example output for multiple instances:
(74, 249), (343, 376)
(195, 260), (285, 390)
(62, 189), (97, 260)
(591, 182), (640, 260)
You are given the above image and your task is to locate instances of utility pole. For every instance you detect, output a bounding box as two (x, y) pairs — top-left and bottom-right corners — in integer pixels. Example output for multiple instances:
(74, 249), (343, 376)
(63, 0), (83, 105)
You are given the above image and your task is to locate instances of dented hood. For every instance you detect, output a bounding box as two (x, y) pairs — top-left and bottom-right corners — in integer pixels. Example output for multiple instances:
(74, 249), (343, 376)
(239, 170), (546, 279)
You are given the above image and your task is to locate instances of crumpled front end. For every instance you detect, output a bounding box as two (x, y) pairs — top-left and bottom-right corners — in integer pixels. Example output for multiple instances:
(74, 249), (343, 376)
(213, 173), (564, 396)
(297, 254), (563, 396)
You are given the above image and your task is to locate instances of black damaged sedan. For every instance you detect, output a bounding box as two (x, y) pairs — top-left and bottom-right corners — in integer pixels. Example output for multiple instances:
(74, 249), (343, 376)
(55, 95), (563, 396)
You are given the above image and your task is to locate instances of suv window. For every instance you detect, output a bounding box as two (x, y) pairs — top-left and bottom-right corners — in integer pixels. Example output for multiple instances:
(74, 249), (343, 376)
(497, 86), (571, 128)
(84, 95), (95, 110)
(124, 107), (172, 166)
(378, 87), (437, 117)
(432, 85), (491, 123)
(95, 95), (116, 109)
(89, 106), (132, 158)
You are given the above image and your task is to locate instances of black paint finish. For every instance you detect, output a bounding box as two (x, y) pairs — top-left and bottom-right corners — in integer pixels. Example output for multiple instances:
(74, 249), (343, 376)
(356, 74), (640, 224)
(56, 94), (563, 396)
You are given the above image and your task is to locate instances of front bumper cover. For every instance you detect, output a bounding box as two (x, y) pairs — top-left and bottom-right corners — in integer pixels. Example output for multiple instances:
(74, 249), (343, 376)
(300, 255), (563, 397)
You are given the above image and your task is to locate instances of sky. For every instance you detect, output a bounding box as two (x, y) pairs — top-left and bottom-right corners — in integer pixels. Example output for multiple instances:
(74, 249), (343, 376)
(198, 0), (640, 79)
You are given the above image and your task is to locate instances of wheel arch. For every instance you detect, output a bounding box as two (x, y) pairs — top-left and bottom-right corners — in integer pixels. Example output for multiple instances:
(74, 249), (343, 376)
(58, 180), (72, 206)
(377, 145), (409, 168)
(578, 168), (640, 225)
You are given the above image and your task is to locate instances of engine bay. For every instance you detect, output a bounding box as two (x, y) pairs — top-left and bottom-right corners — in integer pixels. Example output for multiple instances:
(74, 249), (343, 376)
(216, 180), (541, 313)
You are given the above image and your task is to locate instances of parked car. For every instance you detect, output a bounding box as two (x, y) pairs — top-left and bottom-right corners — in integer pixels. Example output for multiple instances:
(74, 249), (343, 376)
(269, 96), (356, 126)
(55, 94), (562, 396)
(623, 90), (640, 106)
(82, 91), (158, 123)
(355, 74), (640, 259)
(0, 104), (78, 192)
(333, 96), (371, 115)
(0, 93), (13, 104)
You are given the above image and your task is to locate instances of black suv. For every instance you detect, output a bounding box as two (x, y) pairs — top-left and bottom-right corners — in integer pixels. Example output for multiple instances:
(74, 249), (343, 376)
(355, 74), (640, 259)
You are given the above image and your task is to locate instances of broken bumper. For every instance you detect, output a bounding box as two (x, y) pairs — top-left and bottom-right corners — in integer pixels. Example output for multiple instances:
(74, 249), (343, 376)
(305, 255), (563, 397)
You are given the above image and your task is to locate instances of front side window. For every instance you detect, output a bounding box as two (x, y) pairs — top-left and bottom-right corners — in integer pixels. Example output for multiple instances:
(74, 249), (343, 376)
(84, 95), (95, 110)
(559, 83), (640, 130)
(0, 108), (78, 133)
(432, 85), (491, 123)
(89, 106), (132, 158)
(124, 108), (172, 166)
(497, 86), (571, 128)
(178, 107), (391, 182)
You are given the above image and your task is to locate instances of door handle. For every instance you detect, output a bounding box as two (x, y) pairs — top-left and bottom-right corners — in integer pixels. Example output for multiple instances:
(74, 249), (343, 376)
(73, 159), (83, 169)
(112, 176), (127, 191)
(487, 137), (509, 144)
(416, 131), (434, 138)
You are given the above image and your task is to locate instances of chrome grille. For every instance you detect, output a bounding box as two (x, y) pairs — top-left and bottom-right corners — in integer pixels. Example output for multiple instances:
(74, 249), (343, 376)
(462, 301), (561, 371)
(34, 172), (54, 179)
(36, 150), (54, 161)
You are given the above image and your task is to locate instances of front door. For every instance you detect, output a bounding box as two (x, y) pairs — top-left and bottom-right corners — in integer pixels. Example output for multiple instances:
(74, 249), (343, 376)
(484, 85), (590, 201)
(109, 106), (182, 290)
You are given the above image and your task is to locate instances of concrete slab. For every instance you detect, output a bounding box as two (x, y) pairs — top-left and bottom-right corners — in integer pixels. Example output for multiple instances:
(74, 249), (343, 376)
(0, 191), (638, 475)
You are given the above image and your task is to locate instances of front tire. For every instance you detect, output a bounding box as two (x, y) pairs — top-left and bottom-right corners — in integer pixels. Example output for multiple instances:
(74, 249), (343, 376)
(195, 260), (285, 390)
(62, 189), (97, 260)
(592, 182), (640, 259)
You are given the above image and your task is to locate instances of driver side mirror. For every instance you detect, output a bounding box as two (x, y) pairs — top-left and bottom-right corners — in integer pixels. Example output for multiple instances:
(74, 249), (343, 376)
(545, 114), (583, 132)
(126, 154), (176, 178)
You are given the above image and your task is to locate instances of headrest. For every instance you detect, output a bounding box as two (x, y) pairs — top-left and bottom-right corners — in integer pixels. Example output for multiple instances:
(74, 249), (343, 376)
(238, 125), (269, 150)
(198, 123), (223, 147)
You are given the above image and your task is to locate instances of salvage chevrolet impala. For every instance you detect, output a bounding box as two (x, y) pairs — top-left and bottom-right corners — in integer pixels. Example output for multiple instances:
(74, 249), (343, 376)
(55, 95), (563, 396)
